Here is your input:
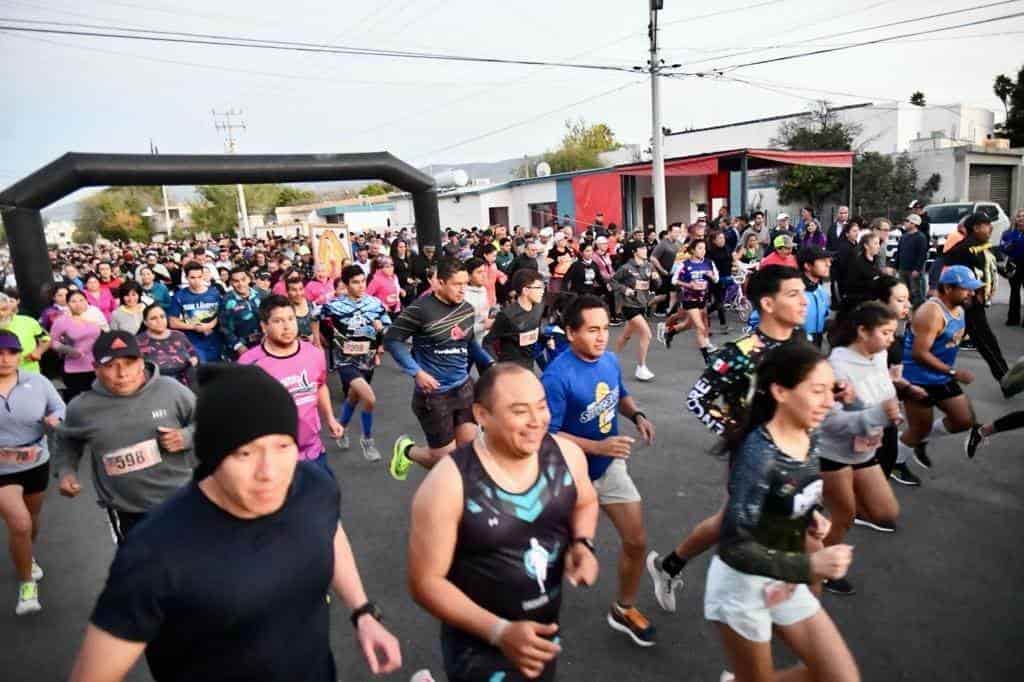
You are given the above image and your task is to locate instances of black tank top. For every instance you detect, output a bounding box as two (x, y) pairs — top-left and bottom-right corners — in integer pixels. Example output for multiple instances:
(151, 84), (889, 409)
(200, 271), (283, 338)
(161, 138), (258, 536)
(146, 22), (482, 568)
(447, 434), (577, 625)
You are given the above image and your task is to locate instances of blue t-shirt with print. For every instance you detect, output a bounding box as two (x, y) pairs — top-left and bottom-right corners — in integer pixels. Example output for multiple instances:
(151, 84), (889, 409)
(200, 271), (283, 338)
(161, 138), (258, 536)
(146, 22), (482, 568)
(169, 286), (223, 362)
(542, 349), (629, 480)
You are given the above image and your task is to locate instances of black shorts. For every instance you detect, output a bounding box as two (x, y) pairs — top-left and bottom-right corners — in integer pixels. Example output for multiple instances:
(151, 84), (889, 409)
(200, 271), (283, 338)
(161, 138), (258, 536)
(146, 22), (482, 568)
(682, 299), (706, 310)
(411, 379), (476, 449)
(337, 365), (374, 397)
(442, 625), (557, 682)
(819, 454), (879, 472)
(105, 507), (147, 546)
(0, 461), (50, 495)
(622, 306), (645, 321)
(915, 380), (964, 406)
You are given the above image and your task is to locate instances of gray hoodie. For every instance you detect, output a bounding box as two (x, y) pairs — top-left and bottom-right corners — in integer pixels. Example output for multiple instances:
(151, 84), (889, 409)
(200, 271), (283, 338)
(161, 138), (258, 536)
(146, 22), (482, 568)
(55, 362), (196, 514)
(820, 346), (897, 466)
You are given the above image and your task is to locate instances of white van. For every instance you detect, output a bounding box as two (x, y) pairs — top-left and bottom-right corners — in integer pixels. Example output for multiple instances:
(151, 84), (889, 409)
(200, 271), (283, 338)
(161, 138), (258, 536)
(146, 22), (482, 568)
(887, 201), (1011, 262)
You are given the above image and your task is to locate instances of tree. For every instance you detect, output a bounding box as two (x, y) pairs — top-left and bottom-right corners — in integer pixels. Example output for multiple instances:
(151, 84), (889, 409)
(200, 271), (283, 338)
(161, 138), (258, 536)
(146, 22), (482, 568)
(910, 91), (926, 107)
(993, 66), (1024, 147)
(771, 102), (861, 213)
(190, 184), (317, 236)
(76, 186), (162, 243)
(540, 118), (622, 174)
(853, 151), (940, 220)
(358, 182), (395, 197)
(0, 215), (5, 245)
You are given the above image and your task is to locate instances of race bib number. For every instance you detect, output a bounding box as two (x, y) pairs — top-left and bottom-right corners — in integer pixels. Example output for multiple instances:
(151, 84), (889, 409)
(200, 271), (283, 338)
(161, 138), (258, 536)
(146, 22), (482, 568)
(102, 439), (162, 477)
(518, 328), (539, 346)
(343, 340), (371, 355)
(634, 280), (649, 291)
(0, 445), (41, 466)
(386, 293), (399, 304)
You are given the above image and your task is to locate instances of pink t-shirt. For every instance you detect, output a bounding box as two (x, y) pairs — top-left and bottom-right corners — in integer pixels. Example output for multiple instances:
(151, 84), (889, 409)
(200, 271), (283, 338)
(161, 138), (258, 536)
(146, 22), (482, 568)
(85, 288), (116, 320)
(50, 314), (103, 374)
(239, 341), (327, 462)
(304, 278), (332, 305)
(366, 272), (402, 312)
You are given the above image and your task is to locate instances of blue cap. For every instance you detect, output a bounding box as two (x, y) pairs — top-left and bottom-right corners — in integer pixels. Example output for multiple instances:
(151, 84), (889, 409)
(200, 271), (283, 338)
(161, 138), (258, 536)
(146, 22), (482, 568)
(939, 265), (983, 290)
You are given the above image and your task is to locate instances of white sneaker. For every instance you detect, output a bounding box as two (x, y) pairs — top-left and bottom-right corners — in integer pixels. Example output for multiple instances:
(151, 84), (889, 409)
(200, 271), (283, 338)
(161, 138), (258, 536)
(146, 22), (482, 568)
(16, 581), (40, 616)
(361, 437), (382, 462)
(646, 551), (684, 613)
(635, 365), (655, 382)
(31, 558), (43, 582)
(336, 433), (350, 451)
(705, 342), (719, 353)
(720, 672), (736, 682)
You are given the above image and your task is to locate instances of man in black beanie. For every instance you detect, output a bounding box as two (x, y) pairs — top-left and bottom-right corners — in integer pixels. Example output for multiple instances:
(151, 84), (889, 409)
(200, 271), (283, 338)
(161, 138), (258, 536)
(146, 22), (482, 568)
(69, 363), (402, 682)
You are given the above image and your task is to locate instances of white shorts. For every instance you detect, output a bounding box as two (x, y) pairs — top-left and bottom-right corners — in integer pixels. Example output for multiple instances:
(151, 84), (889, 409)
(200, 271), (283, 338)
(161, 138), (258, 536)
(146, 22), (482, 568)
(593, 458), (642, 505)
(704, 555), (820, 642)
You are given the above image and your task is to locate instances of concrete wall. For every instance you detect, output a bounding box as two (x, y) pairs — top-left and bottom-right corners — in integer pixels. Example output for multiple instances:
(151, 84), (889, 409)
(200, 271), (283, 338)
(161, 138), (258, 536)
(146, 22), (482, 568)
(909, 148), (960, 203)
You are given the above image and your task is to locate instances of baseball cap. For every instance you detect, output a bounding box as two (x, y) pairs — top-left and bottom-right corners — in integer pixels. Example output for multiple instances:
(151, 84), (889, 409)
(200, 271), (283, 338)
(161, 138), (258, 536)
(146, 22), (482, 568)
(777, 212), (790, 221)
(908, 200), (924, 209)
(905, 214), (922, 226)
(938, 265), (983, 290)
(540, 227), (554, 238)
(0, 330), (22, 352)
(797, 245), (834, 267)
(93, 330), (142, 365)
(773, 234), (795, 250)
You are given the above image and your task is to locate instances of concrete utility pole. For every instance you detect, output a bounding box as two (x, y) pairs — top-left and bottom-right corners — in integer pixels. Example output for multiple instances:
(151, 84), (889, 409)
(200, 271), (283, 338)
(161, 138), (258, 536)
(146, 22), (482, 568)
(648, 0), (668, 234)
(149, 139), (172, 240)
(212, 109), (251, 238)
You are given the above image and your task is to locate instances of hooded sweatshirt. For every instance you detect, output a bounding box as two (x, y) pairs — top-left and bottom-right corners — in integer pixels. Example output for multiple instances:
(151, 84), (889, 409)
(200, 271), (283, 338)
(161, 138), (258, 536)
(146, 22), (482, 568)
(820, 346), (896, 465)
(55, 362), (196, 513)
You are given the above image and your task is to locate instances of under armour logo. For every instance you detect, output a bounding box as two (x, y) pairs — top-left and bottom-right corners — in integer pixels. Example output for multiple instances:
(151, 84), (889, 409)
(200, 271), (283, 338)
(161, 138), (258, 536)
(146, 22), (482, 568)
(488, 517), (499, 527)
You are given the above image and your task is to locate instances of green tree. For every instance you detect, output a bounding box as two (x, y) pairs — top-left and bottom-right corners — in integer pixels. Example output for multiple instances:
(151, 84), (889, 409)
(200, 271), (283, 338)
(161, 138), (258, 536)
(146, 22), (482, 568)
(910, 91), (926, 106)
(277, 186), (317, 206)
(189, 184), (316, 236)
(852, 151), (940, 220)
(540, 119), (622, 174)
(993, 66), (1024, 147)
(358, 182), (395, 197)
(76, 186), (162, 242)
(771, 103), (860, 214)
(0, 215), (5, 245)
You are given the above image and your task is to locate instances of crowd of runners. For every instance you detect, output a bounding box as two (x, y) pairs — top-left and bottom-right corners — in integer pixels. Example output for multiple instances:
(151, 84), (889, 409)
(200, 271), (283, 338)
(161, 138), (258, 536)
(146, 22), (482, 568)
(1, 203), (1023, 681)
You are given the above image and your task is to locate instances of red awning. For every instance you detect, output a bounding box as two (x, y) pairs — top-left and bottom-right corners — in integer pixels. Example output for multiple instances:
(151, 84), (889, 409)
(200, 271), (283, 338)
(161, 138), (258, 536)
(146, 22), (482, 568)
(617, 148), (854, 177)
(746, 149), (854, 168)
(618, 153), (720, 177)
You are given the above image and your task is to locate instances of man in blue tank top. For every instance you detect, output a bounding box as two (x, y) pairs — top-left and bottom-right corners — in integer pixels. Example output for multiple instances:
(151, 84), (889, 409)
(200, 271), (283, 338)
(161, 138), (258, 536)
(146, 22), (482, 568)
(894, 265), (981, 487)
(408, 364), (599, 682)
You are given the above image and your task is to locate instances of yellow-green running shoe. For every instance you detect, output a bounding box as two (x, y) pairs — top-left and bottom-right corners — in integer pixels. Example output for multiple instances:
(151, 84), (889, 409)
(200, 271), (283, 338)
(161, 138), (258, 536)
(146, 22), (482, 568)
(391, 435), (414, 481)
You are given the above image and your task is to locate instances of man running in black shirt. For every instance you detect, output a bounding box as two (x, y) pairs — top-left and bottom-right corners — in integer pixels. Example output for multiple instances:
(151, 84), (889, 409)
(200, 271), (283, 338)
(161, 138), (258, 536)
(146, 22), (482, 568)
(409, 363), (598, 681)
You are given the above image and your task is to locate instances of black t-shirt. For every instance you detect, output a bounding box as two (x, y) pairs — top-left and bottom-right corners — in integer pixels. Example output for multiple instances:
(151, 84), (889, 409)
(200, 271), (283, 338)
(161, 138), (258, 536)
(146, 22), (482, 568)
(485, 300), (544, 368)
(90, 464), (341, 682)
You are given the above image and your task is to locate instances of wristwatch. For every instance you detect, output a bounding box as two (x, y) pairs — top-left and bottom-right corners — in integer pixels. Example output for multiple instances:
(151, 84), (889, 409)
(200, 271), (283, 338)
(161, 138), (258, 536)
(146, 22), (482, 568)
(572, 537), (596, 554)
(350, 601), (383, 628)
(948, 368), (957, 377)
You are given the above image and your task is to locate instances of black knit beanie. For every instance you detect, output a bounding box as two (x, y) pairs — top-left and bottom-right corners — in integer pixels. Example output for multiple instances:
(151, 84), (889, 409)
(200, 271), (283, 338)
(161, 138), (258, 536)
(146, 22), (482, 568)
(193, 363), (298, 481)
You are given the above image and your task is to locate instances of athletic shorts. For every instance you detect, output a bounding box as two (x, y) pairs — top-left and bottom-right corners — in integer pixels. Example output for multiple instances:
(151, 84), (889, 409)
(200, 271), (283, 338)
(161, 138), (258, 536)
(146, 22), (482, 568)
(915, 379), (963, 406)
(0, 461), (50, 495)
(411, 379), (476, 449)
(105, 507), (147, 546)
(819, 454), (879, 472)
(442, 625), (557, 682)
(622, 306), (645, 321)
(337, 365), (374, 397)
(704, 555), (820, 642)
(592, 458), (641, 505)
(681, 299), (706, 310)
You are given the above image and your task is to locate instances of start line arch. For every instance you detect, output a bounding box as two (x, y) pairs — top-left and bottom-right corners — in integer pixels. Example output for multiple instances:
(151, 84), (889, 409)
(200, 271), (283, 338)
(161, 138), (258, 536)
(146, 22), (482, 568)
(0, 152), (441, 314)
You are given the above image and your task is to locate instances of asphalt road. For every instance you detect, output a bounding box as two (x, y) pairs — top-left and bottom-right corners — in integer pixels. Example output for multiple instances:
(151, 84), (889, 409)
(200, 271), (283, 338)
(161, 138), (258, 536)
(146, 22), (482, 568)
(3, 301), (1024, 682)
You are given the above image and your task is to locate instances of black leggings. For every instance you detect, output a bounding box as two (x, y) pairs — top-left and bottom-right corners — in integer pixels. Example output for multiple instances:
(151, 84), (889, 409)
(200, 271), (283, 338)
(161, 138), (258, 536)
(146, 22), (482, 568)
(877, 424), (899, 478)
(63, 371), (96, 403)
(708, 281), (727, 325)
(993, 410), (1024, 434)
(965, 303), (1008, 381)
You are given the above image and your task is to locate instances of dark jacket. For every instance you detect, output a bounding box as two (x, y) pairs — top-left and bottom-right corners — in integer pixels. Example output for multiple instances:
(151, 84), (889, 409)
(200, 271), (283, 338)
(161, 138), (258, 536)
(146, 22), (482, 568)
(842, 252), (881, 309)
(563, 259), (606, 296)
(896, 230), (929, 272)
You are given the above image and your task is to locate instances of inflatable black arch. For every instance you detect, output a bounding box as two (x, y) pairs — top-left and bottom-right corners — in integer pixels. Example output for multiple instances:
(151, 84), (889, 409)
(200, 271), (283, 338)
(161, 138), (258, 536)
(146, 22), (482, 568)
(0, 152), (440, 314)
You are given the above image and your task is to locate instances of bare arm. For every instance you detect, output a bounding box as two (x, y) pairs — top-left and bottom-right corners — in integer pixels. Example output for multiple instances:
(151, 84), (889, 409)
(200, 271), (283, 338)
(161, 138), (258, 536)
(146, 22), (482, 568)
(909, 303), (953, 373)
(68, 625), (146, 682)
(331, 522), (369, 609)
(553, 435), (598, 540)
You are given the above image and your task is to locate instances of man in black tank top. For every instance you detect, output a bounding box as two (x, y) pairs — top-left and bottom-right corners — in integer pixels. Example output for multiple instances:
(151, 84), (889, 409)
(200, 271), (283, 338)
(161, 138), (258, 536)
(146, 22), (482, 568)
(409, 364), (599, 682)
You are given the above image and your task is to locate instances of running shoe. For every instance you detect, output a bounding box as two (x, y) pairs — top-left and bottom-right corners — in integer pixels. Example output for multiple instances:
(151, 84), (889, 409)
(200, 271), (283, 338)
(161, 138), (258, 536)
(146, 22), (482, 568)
(336, 433), (350, 451)
(635, 365), (655, 382)
(646, 551), (684, 613)
(15, 581), (40, 616)
(360, 437), (382, 462)
(719, 673), (736, 682)
(1000, 357), (1024, 398)
(890, 463), (921, 487)
(607, 603), (656, 647)
(959, 339), (977, 352)
(964, 425), (989, 459)
(652, 310), (667, 318)
(913, 443), (932, 470)
(610, 317), (625, 328)
(656, 322), (666, 345)
(824, 577), (856, 596)
(853, 517), (896, 533)
(390, 435), (414, 481)
(665, 328), (677, 349)
(31, 558), (42, 582)
(705, 342), (719, 353)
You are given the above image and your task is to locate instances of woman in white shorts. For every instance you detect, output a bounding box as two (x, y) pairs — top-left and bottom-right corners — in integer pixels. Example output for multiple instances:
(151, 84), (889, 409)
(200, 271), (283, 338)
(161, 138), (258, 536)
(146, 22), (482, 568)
(705, 343), (860, 682)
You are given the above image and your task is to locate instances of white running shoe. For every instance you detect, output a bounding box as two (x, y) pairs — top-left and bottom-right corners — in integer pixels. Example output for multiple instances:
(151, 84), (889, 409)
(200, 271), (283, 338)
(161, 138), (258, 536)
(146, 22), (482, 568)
(635, 365), (655, 382)
(410, 671), (437, 682)
(360, 437), (382, 462)
(336, 433), (350, 451)
(16, 581), (40, 616)
(705, 342), (719, 353)
(31, 558), (42, 582)
(646, 551), (684, 613)
(720, 672), (736, 682)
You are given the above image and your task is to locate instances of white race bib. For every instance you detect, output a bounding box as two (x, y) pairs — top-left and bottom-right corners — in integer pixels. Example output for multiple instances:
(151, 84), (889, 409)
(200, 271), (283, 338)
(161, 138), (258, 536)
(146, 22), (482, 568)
(102, 439), (162, 477)
(343, 340), (371, 355)
(518, 328), (539, 347)
(634, 280), (650, 291)
(0, 445), (41, 466)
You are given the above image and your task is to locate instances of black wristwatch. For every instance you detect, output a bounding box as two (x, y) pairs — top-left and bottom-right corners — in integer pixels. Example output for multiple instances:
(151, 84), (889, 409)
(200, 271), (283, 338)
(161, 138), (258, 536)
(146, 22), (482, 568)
(572, 537), (596, 554)
(630, 411), (647, 426)
(350, 601), (383, 628)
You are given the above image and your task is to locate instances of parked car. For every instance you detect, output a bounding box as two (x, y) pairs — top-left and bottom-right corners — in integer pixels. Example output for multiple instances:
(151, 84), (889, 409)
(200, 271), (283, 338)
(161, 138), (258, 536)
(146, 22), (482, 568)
(886, 201), (1010, 264)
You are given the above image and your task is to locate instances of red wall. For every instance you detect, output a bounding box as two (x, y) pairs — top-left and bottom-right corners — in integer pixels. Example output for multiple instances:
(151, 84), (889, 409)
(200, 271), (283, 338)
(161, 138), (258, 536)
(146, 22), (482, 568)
(572, 174), (622, 233)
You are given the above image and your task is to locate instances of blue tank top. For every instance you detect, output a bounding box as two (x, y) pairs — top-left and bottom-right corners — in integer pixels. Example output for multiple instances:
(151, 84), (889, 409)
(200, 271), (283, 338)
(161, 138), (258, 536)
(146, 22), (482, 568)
(902, 298), (965, 385)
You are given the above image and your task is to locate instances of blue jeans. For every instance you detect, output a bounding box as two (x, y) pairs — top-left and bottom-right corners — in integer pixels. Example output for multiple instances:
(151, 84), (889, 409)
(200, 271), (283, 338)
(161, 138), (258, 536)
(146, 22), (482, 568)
(308, 452), (336, 481)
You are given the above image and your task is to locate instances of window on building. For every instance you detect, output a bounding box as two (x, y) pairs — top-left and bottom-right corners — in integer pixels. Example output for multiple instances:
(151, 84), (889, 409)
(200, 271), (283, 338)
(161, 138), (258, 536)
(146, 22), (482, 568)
(488, 206), (509, 226)
(529, 202), (558, 229)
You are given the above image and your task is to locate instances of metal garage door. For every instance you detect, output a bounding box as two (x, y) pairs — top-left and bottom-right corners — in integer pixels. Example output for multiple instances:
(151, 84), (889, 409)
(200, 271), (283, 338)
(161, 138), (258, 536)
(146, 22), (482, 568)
(969, 165), (1012, 211)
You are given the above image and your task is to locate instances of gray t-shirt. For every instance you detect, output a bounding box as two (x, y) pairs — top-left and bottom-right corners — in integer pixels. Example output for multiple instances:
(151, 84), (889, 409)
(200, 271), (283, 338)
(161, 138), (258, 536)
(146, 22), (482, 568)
(651, 238), (681, 273)
(0, 371), (65, 475)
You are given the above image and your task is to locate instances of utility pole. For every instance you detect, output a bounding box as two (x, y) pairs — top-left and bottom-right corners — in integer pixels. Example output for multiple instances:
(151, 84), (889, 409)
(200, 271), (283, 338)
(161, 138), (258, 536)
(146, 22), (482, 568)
(149, 139), (172, 240)
(212, 109), (251, 238)
(648, 0), (668, 234)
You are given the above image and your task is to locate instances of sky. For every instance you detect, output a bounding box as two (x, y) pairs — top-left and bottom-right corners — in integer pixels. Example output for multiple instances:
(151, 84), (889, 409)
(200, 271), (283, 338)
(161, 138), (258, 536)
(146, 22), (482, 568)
(1, 0), (1022, 206)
